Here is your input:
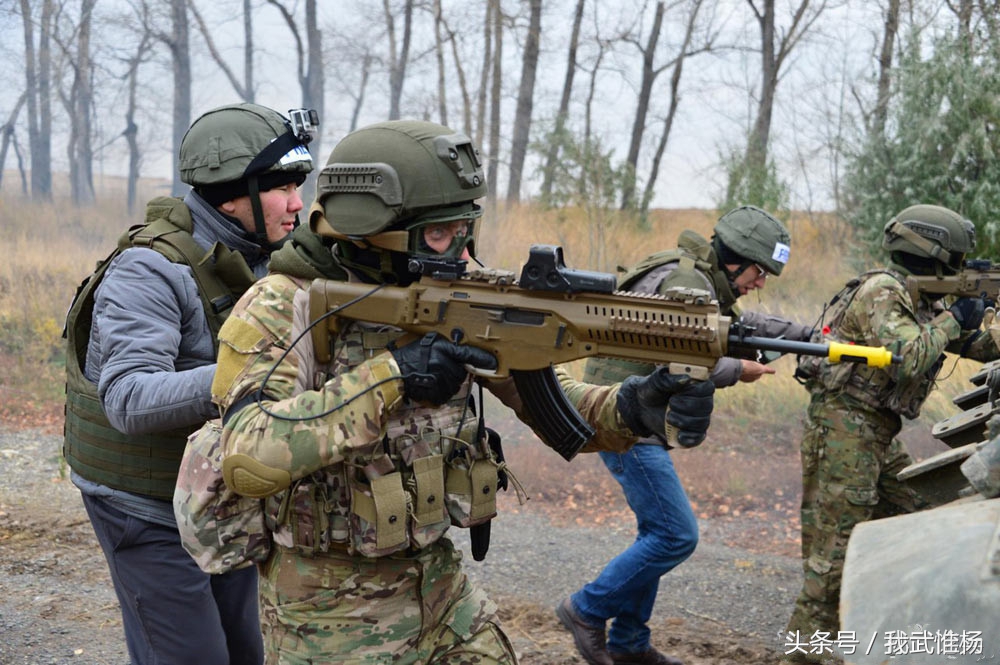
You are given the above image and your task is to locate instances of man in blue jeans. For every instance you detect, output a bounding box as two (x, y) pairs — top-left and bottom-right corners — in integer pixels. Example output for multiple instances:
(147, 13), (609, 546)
(557, 207), (813, 665)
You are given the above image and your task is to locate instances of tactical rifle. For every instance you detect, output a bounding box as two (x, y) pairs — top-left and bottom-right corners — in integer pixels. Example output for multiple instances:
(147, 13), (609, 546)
(308, 245), (899, 460)
(905, 258), (1000, 306)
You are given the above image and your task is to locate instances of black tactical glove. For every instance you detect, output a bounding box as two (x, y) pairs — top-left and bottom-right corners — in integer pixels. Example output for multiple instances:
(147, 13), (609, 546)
(948, 296), (986, 331)
(616, 368), (715, 448)
(389, 332), (498, 405)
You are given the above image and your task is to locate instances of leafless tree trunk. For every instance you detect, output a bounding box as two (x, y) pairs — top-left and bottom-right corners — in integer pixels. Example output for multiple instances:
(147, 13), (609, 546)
(980, 0), (1000, 53)
(440, 19), (472, 136)
(476, 2), (492, 147)
(265, 0), (325, 201)
(303, 0), (323, 200)
(582, 45), (607, 155)
(487, 0), (503, 215)
(946, 0), (975, 43)
(244, 0), (254, 101)
(61, 0), (97, 206)
(123, 23), (153, 215)
(620, 1), (666, 211)
(348, 54), (372, 132)
(190, 0), (253, 101)
(0, 94), (27, 192)
(540, 0), (585, 200)
(151, 0), (192, 196)
(433, 0), (448, 126)
(742, 0), (829, 179)
(20, 0), (54, 201)
(506, 0), (543, 205)
(12, 134), (28, 195)
(385, 0), (414, 120)
(871, 0), (900, 140)
(640, 0), (706, 220)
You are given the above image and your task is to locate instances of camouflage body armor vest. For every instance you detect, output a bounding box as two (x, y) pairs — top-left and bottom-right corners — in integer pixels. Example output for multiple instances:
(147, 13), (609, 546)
(64, 197), (256, 498)
(795, 270), (936, 419)
(584, 231), (736, 387)
(264, 285), (501, 558)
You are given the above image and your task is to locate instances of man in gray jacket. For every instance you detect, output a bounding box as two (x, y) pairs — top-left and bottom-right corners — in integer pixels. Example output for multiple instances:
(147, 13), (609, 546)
(63, 103), (315, 665)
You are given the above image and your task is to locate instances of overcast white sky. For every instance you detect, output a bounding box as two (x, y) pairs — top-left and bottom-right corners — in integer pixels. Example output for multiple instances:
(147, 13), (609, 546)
(0, 1), (925, 211)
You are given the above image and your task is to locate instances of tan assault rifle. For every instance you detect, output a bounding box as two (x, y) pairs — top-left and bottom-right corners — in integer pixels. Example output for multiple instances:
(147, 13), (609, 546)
(308, 245), (898, 460)
(906, 258), (1000, 309)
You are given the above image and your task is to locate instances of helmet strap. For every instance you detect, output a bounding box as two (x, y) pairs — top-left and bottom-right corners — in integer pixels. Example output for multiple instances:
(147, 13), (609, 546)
(709, 235), (747, 300)
(247, 174), (268, 247)
(885, 219), (955, 266)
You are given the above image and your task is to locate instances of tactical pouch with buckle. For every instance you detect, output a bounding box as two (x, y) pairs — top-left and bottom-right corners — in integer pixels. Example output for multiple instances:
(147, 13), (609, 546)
(444, 427), (499, 528)
(348, 455), (410, 557)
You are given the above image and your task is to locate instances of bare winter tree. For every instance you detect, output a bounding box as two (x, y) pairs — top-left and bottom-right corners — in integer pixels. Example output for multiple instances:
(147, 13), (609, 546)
(506, 0), (543, 205)
(475, 2), (492, 147)
(619, 1), (666, 211)
(190, 0), (254, 102)
(19, 0), (54, 201)
(739, 0), (832, 191)
(244, 0), (253, 102)
(384, 0), (414, 120)
(0, 94), (28, 192)
(870, 0), (900, 140)
(119, 4), (154, 215)
(639, 0), (711, 221)
(264, 0), (324, 201)
(432, 0), (448, 126)
(325, 19), (374, 133)
(52, 0), (98, 206)
(540, 0), (585, 201)
(486, 0), (503, 216)
(947, 0), (975, 42)
(442, 12), (473, 136)
(149, 0), (192, 196)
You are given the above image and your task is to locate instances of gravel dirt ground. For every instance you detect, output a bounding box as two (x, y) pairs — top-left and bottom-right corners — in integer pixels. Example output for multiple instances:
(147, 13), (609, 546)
(0, 427), (807, 665)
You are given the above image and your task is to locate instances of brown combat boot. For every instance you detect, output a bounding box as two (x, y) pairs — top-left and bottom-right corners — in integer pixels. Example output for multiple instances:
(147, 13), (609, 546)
(555, 597), (613, 665)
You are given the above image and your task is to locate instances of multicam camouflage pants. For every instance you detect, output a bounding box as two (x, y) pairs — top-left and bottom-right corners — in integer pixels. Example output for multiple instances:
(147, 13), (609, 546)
(783, 394), (926, 659)
(257, 536), (517, 665)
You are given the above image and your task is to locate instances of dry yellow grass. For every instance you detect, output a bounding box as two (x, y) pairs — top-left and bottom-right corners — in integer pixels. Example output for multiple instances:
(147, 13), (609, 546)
(0, 179), (971, 502)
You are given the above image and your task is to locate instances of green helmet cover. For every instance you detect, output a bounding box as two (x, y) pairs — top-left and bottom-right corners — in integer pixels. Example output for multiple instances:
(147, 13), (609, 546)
(882, 204), (975, 272)
(714, 206), (791, 276)
(315, 120), (486, 236)
(179, 103), (313, 188)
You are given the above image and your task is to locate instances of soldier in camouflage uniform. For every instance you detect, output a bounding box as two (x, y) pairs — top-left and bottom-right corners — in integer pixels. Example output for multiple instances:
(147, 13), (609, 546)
(558, 207), (814, 665)
(783, 204), (999, 664)
(209, 120), (716, 665)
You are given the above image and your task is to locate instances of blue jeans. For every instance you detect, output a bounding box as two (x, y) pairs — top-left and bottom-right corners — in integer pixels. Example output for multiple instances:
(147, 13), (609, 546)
(81, 494), (264, 665)
(570, 444), (698, 654)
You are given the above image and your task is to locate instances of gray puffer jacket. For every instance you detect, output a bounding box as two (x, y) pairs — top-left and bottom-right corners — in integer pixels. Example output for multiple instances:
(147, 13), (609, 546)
(84, 191), (270, 434)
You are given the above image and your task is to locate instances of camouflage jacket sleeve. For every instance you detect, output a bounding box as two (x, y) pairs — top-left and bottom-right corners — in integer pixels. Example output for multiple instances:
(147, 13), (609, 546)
(956, 325), (1000, 362)
(844, 273), (960, 382)
(556, 367), (637, 453)
(212, 275), (403, 487)
(484, 368), (637, 454)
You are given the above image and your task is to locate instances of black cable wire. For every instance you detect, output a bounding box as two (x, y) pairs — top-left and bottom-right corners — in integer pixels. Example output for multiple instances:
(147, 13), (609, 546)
(248, 281), (402, 423)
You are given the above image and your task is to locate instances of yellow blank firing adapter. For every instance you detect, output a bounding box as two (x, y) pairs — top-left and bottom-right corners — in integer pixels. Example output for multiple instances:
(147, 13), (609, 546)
(827, 341), (899, 368)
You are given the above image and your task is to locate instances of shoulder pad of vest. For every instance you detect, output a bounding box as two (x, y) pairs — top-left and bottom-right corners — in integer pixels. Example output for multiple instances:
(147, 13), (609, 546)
(144, 196), (194, 233)
(677, 229), (712, 261)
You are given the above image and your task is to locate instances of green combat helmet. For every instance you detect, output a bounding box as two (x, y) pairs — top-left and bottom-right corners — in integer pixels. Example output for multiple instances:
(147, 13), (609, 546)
(713, 205), (791, 276)
(179, 103), (316, 250)
(882, 204), (975, 275)
(310, 120), (486, 281)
